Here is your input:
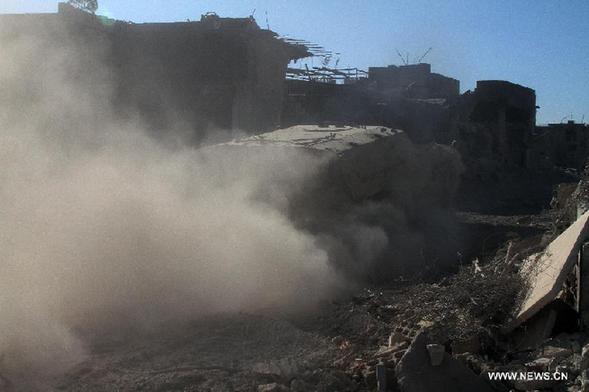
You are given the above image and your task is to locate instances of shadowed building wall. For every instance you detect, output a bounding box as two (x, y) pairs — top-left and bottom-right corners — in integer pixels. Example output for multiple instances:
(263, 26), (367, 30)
(0, 3), (309, 144)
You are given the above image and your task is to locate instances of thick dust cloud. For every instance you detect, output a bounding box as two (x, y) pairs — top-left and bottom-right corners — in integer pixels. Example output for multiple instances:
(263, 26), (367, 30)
(0, 19), (338, 382)
(0, 13), (463, 386)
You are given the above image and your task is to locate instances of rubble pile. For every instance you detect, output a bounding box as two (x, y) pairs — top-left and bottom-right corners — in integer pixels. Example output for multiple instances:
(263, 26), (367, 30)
(213, 125), (463, 280)
(51, 182), (589, 392)
(53, 252), (541, 391)
(286, 195), (589, 391)
(301, 256), (522, 390)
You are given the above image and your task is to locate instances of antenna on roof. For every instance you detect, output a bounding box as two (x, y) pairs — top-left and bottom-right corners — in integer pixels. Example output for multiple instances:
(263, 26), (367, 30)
(265, 11), (270, 30)
(417, 47), (433, 63)
(250, 8), (256, 17)
(395, 49), (408, 65)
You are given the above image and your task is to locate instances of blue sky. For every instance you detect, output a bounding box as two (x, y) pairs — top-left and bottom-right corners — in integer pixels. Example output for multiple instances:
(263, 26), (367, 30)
(2, 0), (588, 124)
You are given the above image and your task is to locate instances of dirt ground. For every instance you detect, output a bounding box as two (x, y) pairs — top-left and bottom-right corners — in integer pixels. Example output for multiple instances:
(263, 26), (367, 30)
(47, 210), (585, 392)
(52, 264), (522, 392)
(54, 313), (354, 392)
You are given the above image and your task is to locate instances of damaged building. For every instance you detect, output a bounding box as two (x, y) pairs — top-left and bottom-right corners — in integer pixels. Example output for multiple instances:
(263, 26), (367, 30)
(529, 121), (589, 171)
(452, 80), (550, 213)
(3, 2), (575, 216)
(281, 64), (575, 214)
(3, 3), (589, 392)
(366, 62), (460, 100)
(282, 62), (459, 144)
(452, 80), (536, 168)
(0, 3), (309, 142)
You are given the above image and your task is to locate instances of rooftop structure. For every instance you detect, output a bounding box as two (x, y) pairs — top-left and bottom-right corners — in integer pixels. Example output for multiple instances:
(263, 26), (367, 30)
(368, 63), (460, 99)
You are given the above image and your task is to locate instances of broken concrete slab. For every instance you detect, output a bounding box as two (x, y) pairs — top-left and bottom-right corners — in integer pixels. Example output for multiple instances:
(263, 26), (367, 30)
(580, 242), (589, 327)
(396, 333), (494, 392)
(215, 125), (462, 204)
(508, 210), (589, 331)
(217, 125), (414, 202)
(222, 125), (404, 154)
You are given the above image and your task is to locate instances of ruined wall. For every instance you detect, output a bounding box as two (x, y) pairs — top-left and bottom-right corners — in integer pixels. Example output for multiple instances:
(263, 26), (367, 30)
(529, 121), (589, 171)
(109, 22), (248, 141)
(281, 74), (566, 213)
(367, 63), (459, 99)
(0, 4), (305, 145)
(281, 63), (459, 143)
(456, 80), (536, 168)
(231, 32), (298, 133)
(451, 81), (576, 213)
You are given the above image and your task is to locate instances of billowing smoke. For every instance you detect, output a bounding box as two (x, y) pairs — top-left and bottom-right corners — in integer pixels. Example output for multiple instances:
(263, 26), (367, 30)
(0, 11), (462, 387)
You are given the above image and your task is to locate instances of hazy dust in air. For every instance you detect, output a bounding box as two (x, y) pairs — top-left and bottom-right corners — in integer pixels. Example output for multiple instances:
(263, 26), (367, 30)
(0, 21), (339, 383)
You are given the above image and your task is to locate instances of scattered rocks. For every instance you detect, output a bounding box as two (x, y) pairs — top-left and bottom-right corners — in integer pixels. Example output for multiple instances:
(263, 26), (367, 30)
(396, 333), (494, 392)
(582, 343), (589, 369)
(541, 345), (573, 360)
(451, 335), (480, 355)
